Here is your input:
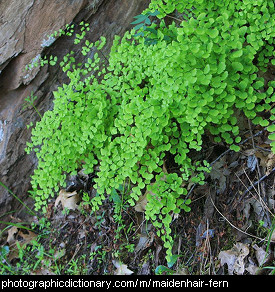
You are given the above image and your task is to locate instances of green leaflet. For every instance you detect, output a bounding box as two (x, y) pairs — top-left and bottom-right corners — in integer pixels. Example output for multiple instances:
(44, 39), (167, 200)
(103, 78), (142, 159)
(232, 61), (244, 71)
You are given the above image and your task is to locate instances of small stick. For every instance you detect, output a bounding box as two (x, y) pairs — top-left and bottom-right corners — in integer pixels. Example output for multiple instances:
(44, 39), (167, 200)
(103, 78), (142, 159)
(248, 118), (266, 199)
(183, 121), (275, 203)
(240, 166), (275, 197)
(209, 195), (275, 243)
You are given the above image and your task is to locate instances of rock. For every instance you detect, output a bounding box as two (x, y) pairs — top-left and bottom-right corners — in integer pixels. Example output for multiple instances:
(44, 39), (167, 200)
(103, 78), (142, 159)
(0, 0), (34, 73)
(0, 0), (90, 90)
(0, 0), (150, 225)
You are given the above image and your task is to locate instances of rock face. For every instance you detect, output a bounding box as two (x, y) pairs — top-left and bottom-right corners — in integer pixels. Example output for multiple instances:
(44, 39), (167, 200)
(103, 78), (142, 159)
(0, 0), (150, 223)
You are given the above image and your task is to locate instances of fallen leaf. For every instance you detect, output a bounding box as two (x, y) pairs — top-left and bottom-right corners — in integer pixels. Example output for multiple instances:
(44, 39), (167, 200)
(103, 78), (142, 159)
(7, 227), (37, 246)
(253, 244), (271, 266)
(6, 227), (37, 261)
(255, 151), (267, 168)
(112, 260), (134, 275)
(174, 267), (189, 275)
(55, 189), (79, 210)
(246, 257), (259, 275)
(135, 234), (150, 253)
(135, 224), (154, 253)
(135, 232), (154, 253)
(134, 193), (148, 212)
(53, 248), (66, 260)
(271, 228), (275, 242)
(254, 151), (275, 175)
(32, 268), (56, 275)
(265, 152), (275, 175)
(134, 180), (164, 213)
(139, 260), (151, 275)
(247, 155), (257, 172)
(209, 156), (228, 193)
(7, 226), (19, 244)
(18, 230), (37, 245)
(134, 165), (168, 213)
(218, 242), (249, 275)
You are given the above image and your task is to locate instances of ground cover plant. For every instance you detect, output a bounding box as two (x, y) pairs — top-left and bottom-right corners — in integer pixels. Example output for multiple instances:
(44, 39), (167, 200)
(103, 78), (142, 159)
(22, 0), (275, 264)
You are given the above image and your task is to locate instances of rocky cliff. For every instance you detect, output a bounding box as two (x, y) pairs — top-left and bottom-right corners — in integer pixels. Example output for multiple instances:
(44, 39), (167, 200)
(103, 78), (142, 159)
(0, 0), (150, 223)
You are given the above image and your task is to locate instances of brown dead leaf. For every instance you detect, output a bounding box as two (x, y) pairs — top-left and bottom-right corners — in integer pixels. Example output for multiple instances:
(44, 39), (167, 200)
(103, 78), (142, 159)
(112, 260), (134, 275)
(255, 151), (267, 168)
(6, 227), (37, 261)
(246, 258), (259, 275)
(254, 151), (275, 175)
(18, 230), (37, 245)
(218, 242), (249, 275)
(32, 268), (56, 275)
(174, 267), (189, 275)
(243, 149), (256, 156)
(55, 189), (79, 210)
(244, 149), (275, 175)
(134, 193), (148, 212)
(134, 173), (166, 213)
(209, 156), (228, 193)
(53, 248), (66, 260)
(7, 227), (37, 246)
(135, 223), (154, 253)
(271, 228), (275, 242)
(7, 226), (19, 244)
(253, 244), (271, 266)
(265, 152), (275, 175)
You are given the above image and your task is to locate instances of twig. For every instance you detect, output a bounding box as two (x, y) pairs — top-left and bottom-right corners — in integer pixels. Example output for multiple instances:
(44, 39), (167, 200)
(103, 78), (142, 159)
(240, 166), (275, 197)
(209, 195), (275, 243)
(236, 168), (274, 219)
(248, 118), (266, 198)
(65, 243), (82, 268)
(166, 15), (182, 22)
(183, 121), (275, 204)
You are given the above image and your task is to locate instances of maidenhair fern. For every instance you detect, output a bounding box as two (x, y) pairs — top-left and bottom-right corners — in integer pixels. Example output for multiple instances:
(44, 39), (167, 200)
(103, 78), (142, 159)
(26, 0), (275, 261)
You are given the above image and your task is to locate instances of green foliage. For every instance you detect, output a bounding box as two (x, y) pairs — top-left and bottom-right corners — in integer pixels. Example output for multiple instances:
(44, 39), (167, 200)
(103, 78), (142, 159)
(131, 10), (161, 45)
(26, 0), (275, 262)
(22, 92), (42, 120)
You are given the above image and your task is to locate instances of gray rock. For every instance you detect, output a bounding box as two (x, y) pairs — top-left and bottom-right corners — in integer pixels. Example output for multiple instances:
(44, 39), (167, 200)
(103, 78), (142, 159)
(0, 0), (150, 225)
